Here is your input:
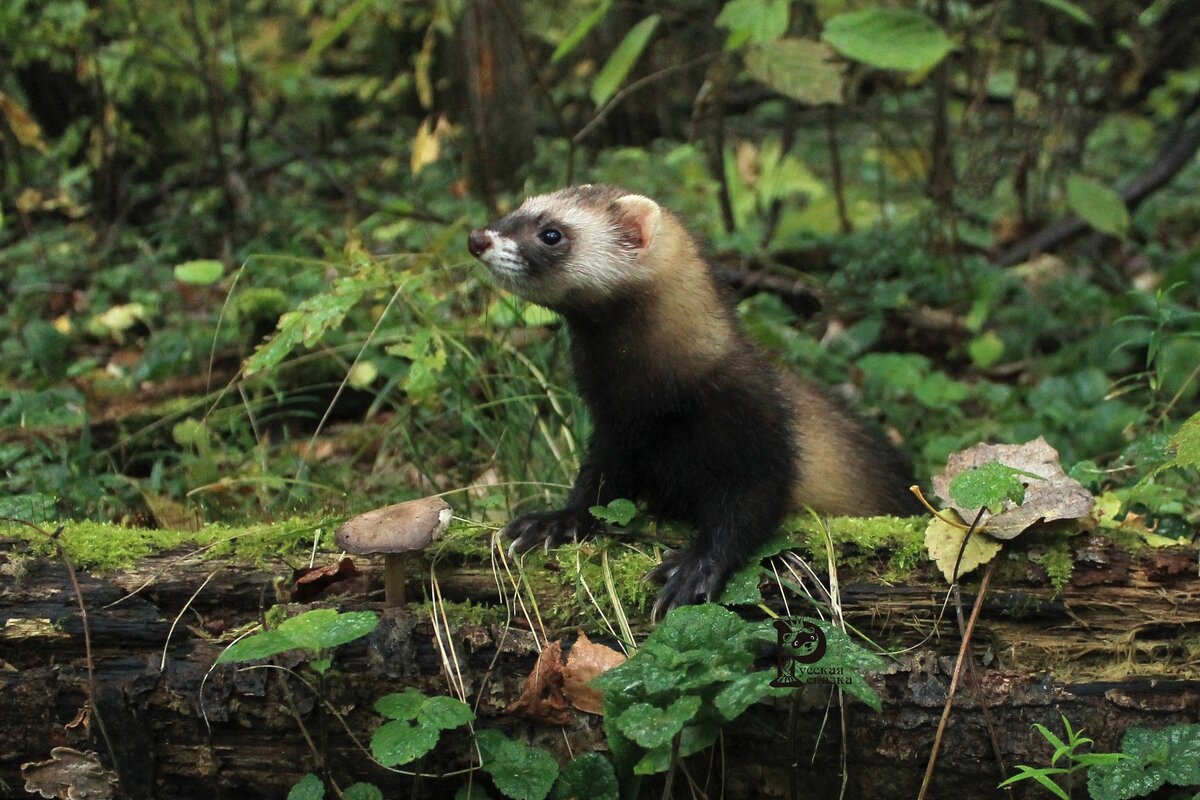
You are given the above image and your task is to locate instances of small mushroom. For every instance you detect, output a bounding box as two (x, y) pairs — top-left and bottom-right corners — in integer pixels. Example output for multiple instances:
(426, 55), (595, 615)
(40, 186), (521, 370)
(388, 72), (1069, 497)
(335, 497), (452, 606)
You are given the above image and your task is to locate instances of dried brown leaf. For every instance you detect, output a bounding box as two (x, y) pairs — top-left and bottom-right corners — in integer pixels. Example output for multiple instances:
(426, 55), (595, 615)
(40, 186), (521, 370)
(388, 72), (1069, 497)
(562, 632), (626, 716)
(932, 437), (1094, 539)
(505, 641), (573, 725)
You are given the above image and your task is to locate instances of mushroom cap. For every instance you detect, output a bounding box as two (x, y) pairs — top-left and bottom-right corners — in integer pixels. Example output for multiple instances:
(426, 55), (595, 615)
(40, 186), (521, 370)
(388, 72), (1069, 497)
(336, 497), (452, 555)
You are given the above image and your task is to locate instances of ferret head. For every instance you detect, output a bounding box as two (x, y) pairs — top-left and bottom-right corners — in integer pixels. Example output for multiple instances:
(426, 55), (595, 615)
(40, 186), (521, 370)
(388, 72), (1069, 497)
(467, 185), (663, 311)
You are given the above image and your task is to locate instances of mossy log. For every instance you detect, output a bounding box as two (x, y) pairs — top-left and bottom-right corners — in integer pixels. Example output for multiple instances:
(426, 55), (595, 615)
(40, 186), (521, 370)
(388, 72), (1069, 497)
(0, 531), (1197, 799)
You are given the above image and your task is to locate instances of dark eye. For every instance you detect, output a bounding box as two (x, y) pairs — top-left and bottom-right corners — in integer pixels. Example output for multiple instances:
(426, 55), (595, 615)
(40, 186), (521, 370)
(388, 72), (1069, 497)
(537, 228), (563, 245)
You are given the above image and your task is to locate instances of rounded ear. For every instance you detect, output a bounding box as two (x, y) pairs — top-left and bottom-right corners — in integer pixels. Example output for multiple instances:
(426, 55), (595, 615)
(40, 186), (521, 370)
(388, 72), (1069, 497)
(613, 194), (663, 251)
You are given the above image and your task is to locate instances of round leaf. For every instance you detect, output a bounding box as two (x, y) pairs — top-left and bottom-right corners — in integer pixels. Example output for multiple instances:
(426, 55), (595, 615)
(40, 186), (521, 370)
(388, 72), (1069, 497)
(1067, 174), (1129, 238)
(370, 719), (439, 767)
(744, 39), (844, 106)
(174, 259), (225, 286)
(822, 9), (954, 72)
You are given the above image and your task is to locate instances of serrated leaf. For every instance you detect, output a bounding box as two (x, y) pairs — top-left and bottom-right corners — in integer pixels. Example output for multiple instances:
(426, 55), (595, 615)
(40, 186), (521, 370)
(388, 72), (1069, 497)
(552, 0), (612, 63)
(370, 719), (439, 766)
(589, 498), (637, 525)
(822, 8), (954, 72)
(174, 259), (225, 286)
(716, 0), (790, 48)
(476, 730), (559, 800)
(288, 774), (325, 800)
(714, 670), (778, 720)
(591, 15), (660, 107)
(245, 279), (365, 375)
(744, 39), (843, 105)
(1067, 174), (1129, 238)
(1088, 724), (1200, 800)
(551, 753), (617, 800)
(217, 609), (378, 663)
(1167, 411), (1200, 469)
(419, 696), (475, 730)
(615, 696), (701, 748)
(375, 688), (426, 721)
(343, 783), (384, 800)
(949, 461), (1030, 512)
(284, 608), (378, 650)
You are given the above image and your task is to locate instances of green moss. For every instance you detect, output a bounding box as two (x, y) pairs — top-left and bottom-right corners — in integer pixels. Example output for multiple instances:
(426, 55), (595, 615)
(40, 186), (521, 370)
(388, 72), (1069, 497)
(1034, 544), (1075, 595)
(1, 514), (345, 571)
(432, 521), (496, 559)
(552, 540), (657, 625)
(785, 515), (928, 576)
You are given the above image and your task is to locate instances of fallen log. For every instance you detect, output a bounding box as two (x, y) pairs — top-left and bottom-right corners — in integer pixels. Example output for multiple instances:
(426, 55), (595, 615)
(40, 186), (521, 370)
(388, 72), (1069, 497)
(0, 529), (1196, 799)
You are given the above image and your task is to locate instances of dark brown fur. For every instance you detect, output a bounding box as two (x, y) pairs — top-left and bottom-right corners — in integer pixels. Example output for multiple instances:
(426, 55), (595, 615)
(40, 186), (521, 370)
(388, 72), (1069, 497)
(470, 186), (920, 614)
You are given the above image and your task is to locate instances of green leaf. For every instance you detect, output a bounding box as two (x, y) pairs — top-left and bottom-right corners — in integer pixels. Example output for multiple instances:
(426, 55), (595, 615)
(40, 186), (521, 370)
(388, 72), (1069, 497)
(551, 753), (618, 800)
(716, 0), (790, 48)
(1034, 0), (1095, 26)
(997, 766), (1070, 799)
(948, 462), (1031, 513)
(1067, 174), (1129, 238)
(375, 689), (426, 721)
(371, 719), (439, 767)
(173, 259), (224, 286)
(217, 609), (378, 663)
(615, 696), (701, 748)
(245, 276), (366, 375)
(303, 0), (375, 65)
(552, 0), (612, 63)
(287, 774), (326, 800)
(1088, 724), (1200, 800)
(716, 535), (791, 605)
(590, 15), (660, 107)
(343, 784), (384, 800)
(714, 670), (778, 720)
(370, 690), (473, 767)
(476, 730), (559, 800)
(419, 695), (475, 730)
(1167, 411), (1200, 470)
(589, 498), (637, 525)
(967, 331), (1004, 369)
(822, 8), (954, 72)
(744, 39), (844, 105)
(23, 320), (68, 378)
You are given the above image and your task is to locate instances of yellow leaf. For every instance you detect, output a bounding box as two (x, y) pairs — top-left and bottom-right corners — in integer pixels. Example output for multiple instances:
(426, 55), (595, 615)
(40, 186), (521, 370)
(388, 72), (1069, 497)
(924, 514), (1002, 583)
(0, 91), (49, 154)
(410, 116), (441, 176)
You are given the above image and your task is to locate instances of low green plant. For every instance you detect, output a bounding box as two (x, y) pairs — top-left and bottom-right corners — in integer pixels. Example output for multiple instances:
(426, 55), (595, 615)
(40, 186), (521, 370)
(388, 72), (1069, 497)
(593, 604), (882, 790)
(1087, 723), (1200, 800)
(998, 717), (1127, 799)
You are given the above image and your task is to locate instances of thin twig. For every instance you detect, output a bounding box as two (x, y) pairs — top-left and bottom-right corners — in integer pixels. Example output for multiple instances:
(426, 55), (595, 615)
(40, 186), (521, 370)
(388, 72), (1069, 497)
(917, 560), (996, 800)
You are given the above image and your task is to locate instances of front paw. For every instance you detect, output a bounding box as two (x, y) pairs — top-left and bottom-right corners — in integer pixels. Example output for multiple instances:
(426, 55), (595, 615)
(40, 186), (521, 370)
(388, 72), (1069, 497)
(647, 549), (725, 621)
(503, 509), (600, 556)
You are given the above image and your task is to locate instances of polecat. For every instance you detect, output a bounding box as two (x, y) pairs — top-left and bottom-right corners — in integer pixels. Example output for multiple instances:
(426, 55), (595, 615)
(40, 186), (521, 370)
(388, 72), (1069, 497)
(468, 185), (920, 615)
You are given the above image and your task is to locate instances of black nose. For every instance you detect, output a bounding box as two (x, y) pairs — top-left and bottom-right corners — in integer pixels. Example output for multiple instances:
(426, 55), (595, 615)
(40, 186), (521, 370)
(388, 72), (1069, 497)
(468, 229), (491, 258)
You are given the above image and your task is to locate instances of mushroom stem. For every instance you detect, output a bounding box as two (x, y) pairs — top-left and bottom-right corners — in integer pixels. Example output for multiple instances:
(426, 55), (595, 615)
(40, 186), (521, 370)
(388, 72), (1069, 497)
(383, 553), (408, 606)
